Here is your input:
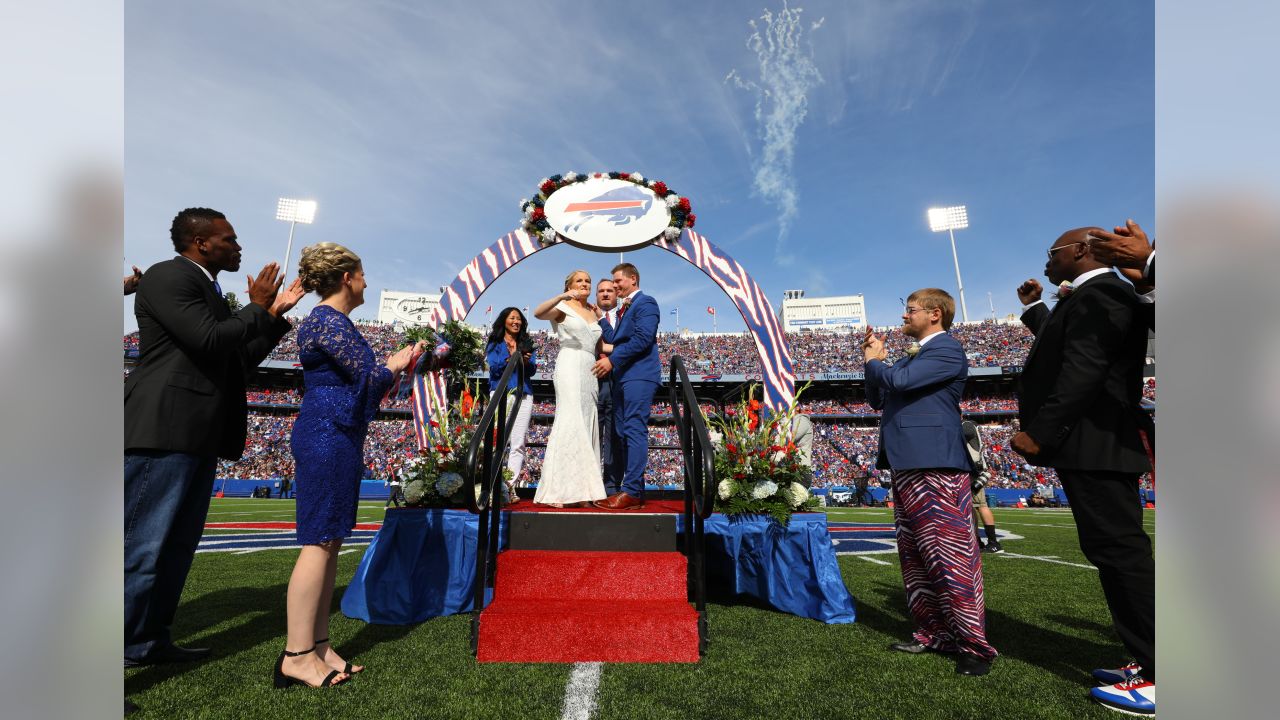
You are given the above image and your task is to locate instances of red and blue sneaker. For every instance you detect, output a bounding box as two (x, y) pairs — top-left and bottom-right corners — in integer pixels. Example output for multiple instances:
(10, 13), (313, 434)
(1090, 675), (1155, 716)
(1092, 661), (1142, 685)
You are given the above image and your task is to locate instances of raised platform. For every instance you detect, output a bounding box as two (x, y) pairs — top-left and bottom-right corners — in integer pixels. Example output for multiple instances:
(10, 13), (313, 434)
(341, 507), (855, 626)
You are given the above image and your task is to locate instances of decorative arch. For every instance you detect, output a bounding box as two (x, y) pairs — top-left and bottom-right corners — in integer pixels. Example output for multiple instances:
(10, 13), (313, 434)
(411, 228), (794, 447)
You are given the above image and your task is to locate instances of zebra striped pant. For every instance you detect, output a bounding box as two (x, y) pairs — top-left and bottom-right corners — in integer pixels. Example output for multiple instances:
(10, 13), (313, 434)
(892, 468), (997, 661)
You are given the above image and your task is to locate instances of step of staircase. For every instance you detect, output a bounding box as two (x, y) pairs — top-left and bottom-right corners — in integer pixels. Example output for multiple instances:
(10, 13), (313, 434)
(507, 511), (677, 551)
(495, 550), (687, 601)
(476, 599), (700, 663)
(477, 549), (700, 663)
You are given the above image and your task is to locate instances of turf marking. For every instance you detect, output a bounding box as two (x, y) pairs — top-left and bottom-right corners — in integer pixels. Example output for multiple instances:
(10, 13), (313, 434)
(858, 556), (891, 566)
(561, 661), (602, 720)
(998, 522), (1079, 529)
(999, 552), (1097, 570)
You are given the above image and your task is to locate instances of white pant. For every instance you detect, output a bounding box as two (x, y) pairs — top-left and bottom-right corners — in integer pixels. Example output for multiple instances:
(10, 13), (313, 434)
(505, 394), (534, 483)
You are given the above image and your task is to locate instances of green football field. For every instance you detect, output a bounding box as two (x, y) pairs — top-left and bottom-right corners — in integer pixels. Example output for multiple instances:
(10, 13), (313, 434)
(125, 499), (1156, 719)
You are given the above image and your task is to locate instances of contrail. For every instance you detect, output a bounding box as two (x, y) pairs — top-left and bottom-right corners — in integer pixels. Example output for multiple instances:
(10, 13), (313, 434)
(726, 2), (823, 264)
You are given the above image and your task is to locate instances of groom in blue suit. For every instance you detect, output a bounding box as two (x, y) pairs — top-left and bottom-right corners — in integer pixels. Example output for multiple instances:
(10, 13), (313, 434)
(592, 262), (661, 510)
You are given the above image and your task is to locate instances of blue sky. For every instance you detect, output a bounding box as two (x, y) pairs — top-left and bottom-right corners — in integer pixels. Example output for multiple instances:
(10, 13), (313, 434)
(123, 0), (1153, 334)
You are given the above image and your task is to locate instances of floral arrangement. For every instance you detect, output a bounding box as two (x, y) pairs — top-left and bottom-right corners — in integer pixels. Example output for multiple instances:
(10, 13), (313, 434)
(404, 319), (485, 385)
(709, 383), (819, 526)
(520, 171), (696, 246)
(397, 381), (487, 507)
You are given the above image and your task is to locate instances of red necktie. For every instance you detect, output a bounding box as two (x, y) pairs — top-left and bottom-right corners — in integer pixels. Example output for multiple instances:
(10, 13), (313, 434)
(618, 301), (628, 319)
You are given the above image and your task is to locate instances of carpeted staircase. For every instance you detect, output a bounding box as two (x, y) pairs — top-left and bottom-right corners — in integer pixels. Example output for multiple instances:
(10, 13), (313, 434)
(475, 510), (701, 663)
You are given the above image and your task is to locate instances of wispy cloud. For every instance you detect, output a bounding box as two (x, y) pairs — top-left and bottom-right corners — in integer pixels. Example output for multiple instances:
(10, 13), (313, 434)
(726, 3), (823, 264)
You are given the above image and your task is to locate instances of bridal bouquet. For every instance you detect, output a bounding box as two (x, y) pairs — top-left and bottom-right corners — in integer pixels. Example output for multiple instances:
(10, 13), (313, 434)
(403, 319), (485, 386)
(397, 381), (486, 507)
(709, 383), (819, 526)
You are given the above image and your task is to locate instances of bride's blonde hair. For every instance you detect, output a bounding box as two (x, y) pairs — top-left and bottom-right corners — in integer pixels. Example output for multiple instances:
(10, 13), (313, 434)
(563, 269), (591, 292)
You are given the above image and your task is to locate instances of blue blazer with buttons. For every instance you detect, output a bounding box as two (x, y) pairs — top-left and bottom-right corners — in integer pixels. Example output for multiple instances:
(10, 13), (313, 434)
(864, 332), (969, 472)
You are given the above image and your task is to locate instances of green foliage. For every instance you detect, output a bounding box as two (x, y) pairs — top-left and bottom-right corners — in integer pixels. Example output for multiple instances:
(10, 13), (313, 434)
(397, 380), (485, 508)
(403, 320), (485, 385)
(223, 291), (242, 311)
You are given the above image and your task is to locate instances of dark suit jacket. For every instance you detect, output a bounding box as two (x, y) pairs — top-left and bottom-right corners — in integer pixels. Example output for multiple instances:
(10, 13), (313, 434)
(865, 332), (970, 471)
(598, 291), (661, 385)
(124, 257), (291, 460)
(1017, 272), (1150, 472)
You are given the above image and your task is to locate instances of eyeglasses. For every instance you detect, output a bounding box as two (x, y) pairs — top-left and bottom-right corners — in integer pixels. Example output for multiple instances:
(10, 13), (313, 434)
(1046, 241), (1089, 260)
(904, 307), (931, 316)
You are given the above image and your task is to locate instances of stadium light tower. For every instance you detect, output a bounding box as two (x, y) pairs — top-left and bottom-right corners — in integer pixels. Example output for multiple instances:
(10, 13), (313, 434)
(927, 204), (970, 323)
(276, 197), (317, 278)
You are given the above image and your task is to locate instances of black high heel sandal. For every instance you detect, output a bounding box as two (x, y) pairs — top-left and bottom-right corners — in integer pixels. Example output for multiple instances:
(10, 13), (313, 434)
(273, 646), (347, 689)
(315, 637), (362, 675)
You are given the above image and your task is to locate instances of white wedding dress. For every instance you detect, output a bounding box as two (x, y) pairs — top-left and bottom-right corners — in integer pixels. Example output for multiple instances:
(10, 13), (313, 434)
(534, 301), (606, 504)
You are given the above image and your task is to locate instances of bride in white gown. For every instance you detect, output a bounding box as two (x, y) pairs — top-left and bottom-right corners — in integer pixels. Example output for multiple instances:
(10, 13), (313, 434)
(530, 270), (610, 507)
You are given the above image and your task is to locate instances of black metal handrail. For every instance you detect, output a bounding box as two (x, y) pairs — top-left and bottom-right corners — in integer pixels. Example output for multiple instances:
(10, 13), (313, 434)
(462, 356), (527, 656)
(668, 355), (716, 655)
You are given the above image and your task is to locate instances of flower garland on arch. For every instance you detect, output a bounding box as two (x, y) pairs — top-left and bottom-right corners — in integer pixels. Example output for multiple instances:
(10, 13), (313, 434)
(520, 171), (696, 246)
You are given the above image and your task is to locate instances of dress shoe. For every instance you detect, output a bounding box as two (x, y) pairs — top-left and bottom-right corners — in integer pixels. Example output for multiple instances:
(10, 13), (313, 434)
(888, 640), (930, 654)
(955, 652), (993, 676)
(593, 492), (645, 510)
(124, 643), (210, 667)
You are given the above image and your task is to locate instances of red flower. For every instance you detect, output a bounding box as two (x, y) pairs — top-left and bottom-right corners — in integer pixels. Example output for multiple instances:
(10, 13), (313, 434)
(749, 399), (762, 411)
(726, 443), (738, 454)
(429, 420), (440, 427)
(593, 172), (604, 178)
(748, 416), (760, 432)
(678, 197), (691, 213)
(530, 207), (546, 222)
(652, 181), (669, 196)
(734, 473), (745, 480)
(539, 180), (555, 194)
(686, 213), (696, 228)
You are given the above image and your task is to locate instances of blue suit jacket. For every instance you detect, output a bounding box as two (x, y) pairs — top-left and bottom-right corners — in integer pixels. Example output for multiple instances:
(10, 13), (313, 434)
(599, 290), (661, 385)
(864, 332), (969, 471)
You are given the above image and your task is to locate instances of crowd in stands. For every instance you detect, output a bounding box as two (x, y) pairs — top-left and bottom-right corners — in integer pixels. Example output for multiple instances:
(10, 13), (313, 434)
(220, 411), (1155, 491)
(126, 321), (1045, 376)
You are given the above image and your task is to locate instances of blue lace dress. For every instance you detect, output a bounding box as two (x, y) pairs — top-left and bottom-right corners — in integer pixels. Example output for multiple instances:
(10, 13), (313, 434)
(290, 305), (393, 545)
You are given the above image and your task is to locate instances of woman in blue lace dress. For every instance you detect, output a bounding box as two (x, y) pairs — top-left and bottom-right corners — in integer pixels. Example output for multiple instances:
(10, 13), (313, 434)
(276, 243), (422, 689)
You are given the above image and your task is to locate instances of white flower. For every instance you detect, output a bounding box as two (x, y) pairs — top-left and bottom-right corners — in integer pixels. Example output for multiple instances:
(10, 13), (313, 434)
(541, 228), (557, 244)
(663, 226), (681, 240)
(403, 479), (427, 505)
(519, 198), (528, 210)
(789, 482), (810, 506)
(524, 205), (534, 218)
(751, 480), (778, 500)
(771, 451), (787, 464)
(718, 479), (736, 500)
(665, 194), (681, 208)
(629, 172), (644, 183)
(436, 471), (464, 496)
(905, 342), (921, 357)
(708, 429), (723, 449)
(563, 171), (577, 182)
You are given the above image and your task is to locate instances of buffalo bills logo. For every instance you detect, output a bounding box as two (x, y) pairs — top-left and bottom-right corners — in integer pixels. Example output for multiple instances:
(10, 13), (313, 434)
(562, 185), (653, 233)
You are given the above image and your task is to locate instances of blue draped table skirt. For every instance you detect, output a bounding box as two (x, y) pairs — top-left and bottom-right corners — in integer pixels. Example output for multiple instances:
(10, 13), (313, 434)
(341, 509), (855, 625)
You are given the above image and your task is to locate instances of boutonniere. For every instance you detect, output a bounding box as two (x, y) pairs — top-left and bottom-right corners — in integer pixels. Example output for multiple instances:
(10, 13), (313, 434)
(1055, 281), (1074, 299)
(905, 343), (921, 358)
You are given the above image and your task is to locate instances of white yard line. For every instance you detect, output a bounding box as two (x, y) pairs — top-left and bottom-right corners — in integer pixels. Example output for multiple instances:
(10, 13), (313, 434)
(561, 662), (603, 720)
(998, 522), (1079, 529)
(858, 556), (892, 566)
(999, 552), (1097, 570)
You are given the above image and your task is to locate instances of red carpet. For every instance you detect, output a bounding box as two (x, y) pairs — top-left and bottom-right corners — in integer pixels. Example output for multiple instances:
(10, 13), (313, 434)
(504, 498), (686, 514)
(476, 550), (699, 663)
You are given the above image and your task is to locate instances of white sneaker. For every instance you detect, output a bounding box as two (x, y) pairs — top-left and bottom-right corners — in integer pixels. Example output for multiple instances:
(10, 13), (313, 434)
(1090, 675), (1154, 716)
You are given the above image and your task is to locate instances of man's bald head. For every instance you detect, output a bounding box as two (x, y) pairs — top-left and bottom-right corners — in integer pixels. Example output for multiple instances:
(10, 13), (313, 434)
(1044, 226), (1107, 285)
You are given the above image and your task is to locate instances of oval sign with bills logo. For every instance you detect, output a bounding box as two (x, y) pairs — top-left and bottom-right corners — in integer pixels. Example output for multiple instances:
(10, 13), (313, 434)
(543, 178), (670, 252)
